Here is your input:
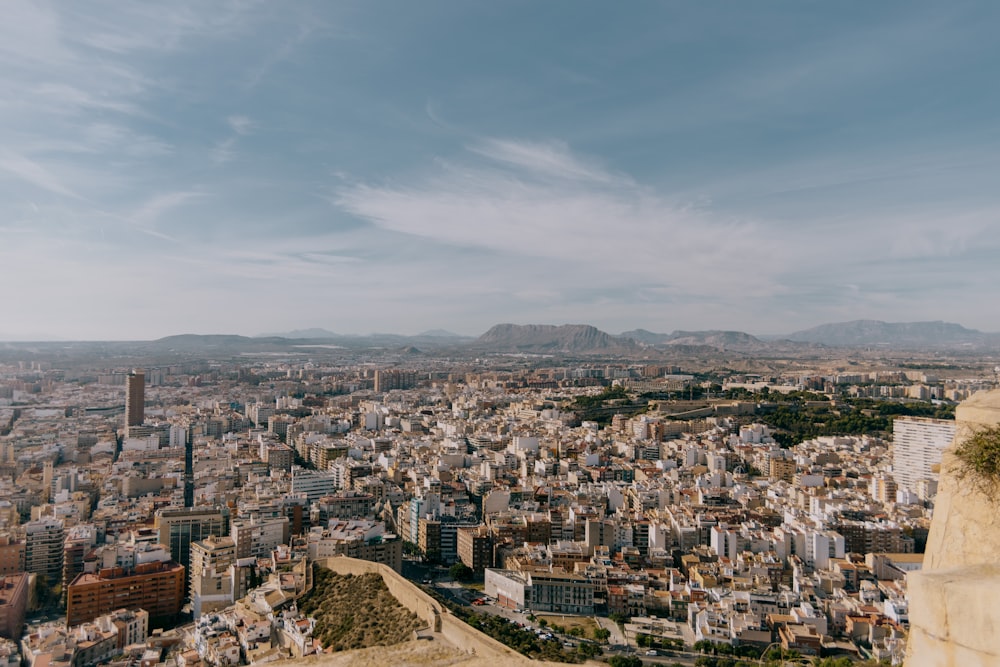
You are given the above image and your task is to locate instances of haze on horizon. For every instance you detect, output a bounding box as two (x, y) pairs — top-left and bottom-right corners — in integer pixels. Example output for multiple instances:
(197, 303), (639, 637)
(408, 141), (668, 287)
(2, 1), (999, 342)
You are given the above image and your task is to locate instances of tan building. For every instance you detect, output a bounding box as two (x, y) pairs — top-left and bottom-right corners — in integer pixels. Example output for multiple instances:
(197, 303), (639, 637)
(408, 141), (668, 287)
(0, 573), (28, 640)
(189, 535), (236, 618)
(0, 534), (24, 576)
(457, 526), (493, 572)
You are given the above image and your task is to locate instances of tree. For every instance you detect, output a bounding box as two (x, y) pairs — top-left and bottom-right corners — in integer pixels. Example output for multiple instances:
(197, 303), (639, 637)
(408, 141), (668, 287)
(449, 562), (473, 582)
(593, 627), (611, 642)
(636, 633), (652, 647)
(608, 656), (643, 667)
(538, 618), (548, 628)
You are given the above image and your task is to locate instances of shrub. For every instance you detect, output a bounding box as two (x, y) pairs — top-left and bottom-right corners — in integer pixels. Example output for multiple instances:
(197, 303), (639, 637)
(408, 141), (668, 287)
(953, 425), (1000, 500)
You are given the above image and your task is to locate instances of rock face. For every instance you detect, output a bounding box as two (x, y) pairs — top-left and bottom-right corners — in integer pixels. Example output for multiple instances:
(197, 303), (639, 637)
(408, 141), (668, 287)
(905, 389), (1000, 667)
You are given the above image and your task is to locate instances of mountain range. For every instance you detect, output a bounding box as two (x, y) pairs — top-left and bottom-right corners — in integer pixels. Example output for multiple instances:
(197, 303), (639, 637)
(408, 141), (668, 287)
(253, 319), (1000, 354)
(4, 320), (995, 359)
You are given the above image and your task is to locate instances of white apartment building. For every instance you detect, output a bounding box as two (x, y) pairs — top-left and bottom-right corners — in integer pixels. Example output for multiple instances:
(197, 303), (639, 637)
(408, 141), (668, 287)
(891, 417), (957, 496)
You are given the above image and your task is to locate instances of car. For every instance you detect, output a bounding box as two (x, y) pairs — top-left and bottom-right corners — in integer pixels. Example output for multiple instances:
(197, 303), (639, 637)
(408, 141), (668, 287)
(645, 649), (658, 655)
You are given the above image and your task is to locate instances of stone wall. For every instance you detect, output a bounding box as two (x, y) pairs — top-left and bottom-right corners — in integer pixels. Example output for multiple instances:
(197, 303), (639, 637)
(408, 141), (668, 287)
(904, 389), (1000, 666)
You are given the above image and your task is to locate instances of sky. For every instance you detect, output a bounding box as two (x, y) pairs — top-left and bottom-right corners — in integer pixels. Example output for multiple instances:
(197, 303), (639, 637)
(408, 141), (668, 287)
(2, 1), (1000, 340)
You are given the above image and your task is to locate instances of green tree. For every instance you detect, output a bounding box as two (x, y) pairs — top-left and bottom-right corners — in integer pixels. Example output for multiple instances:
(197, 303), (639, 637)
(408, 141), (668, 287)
(449, 562), (473, 581)
(593, 627), (611, 642)
(608, 656), (643, 667)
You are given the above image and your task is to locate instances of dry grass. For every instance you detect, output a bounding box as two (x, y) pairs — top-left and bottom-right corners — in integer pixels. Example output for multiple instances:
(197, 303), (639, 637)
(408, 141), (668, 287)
(298, 568), (425, 652)
(533, 614), (599, 636)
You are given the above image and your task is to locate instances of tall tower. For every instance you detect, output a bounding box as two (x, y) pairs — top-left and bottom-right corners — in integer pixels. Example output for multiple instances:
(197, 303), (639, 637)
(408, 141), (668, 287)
(126, 369), (145, 430)
(184, 437), (194, 508)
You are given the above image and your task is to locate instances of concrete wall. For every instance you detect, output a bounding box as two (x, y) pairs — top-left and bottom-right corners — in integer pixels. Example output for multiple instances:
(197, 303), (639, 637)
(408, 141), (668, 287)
(317, 556), (524, 661)
(905, 389), (1000, 666)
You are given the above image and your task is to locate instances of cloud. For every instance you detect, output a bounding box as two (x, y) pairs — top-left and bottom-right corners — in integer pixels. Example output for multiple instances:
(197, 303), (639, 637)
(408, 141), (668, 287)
(0, 149), (81, 199)
(336, 138), (780, 299)
(227, 115), (256, 135)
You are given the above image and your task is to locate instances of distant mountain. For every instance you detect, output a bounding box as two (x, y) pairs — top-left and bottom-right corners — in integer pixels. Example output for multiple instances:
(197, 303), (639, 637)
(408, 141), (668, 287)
(785, 320), (996, 348)
(619, 328), (667, 345)
(621, 329), (771, 352)
(475, 324), (637, 353)
(259, 328), (339, 339)
(418, 329), (468, 339)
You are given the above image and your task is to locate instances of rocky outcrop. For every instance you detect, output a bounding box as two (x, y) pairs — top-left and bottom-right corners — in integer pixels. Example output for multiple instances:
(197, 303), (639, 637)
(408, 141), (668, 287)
(905, 389), (1000, 667)
(475, 324), (635, 353)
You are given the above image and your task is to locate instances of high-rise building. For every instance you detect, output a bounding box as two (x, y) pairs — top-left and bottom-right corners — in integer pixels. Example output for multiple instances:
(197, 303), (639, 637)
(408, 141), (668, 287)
(189, 535), (236, 618)
(23, 518), (64, 588)
(155, 508), (228, 580)
(125, 370), (145, 430)
(892, 417), (958, 497)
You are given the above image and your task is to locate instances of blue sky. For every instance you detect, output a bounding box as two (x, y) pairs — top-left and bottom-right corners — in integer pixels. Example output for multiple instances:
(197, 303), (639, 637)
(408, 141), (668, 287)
(2, 1), (999, 340)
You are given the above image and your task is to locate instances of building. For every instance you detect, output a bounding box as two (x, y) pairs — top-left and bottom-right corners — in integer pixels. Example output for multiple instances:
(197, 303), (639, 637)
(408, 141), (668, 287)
(64, 525), (99, 594)
(373, 369), (418, 393)
(66, 559), (185, 627)
(189, 535), (236, 618)
(23, 518), (64, 589)
(305, 521), (402, 572)
(231, 516), (289, 560)
(457, 526), (493, 572)
(892, 417), (957, 496)
(310, 491), (375, 525)
(263, 445), (294, 473)
(0, 535), (24, 576)
(290, 468), (338, 503)
(155, 508), (229, 578)
(484, 569), (596, 614)
(125, 370), (145, 430)
(0, 574), (28, 640)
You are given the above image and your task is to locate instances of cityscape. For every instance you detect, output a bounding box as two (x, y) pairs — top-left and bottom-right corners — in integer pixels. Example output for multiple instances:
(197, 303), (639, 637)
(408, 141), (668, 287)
(0, 324), (997, 667)
(3, 2), (999, 667)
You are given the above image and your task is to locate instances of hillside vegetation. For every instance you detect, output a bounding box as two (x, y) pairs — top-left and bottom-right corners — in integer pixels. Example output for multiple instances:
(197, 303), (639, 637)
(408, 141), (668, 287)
(298, 568), (424, 651)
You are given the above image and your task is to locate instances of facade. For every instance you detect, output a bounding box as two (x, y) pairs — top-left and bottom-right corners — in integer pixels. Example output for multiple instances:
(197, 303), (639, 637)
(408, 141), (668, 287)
(189, 535), (236, 618)
(156, 507), (229, 577)
(310, 491), (375, 524)
(891, 417), (957, 496)
(0, 535), (24, 576)
(527, 571), (595, 614)
(231, 516), (289, 560)
(66, 560), (185, 627)
(457, 526), (493, 572)
(484, 568), (596, 614)
(290, 468), (338, 503)
(0, 574), (28, 640)
(23, 518), (64, 588)
(373, 370), (417, 393)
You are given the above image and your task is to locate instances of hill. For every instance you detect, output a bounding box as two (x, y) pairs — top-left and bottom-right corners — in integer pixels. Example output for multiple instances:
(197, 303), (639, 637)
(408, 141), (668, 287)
(475, 324), (637, 353)
(785, 320), (996, 348)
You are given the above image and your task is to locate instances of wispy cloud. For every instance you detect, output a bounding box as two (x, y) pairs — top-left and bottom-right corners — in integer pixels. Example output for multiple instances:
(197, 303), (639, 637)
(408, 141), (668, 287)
(336, 138), (778, 299)
(227, 115), (256, 135)
(0, 149), (81, 199)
